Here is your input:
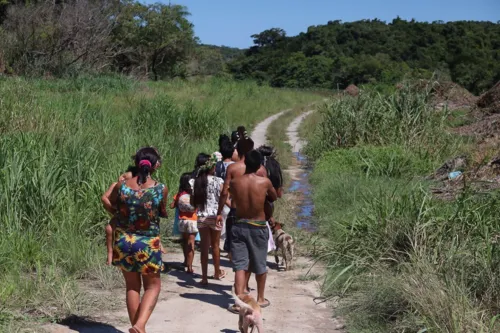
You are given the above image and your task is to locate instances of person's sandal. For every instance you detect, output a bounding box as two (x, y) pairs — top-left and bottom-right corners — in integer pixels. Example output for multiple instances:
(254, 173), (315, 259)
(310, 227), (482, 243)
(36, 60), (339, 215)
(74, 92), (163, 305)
(209, 270), (227, 280)
(259, 299), (271, 308)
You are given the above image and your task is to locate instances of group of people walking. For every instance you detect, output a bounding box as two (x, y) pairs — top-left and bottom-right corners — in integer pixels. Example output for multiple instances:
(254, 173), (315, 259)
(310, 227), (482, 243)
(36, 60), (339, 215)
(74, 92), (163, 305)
(101, 126), (283, 333)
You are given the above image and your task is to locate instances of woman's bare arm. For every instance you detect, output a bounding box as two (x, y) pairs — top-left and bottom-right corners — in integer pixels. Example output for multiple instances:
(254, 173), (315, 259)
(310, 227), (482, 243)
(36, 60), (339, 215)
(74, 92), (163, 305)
(102, 182), (118, 214)
(160, 185), (169, 218)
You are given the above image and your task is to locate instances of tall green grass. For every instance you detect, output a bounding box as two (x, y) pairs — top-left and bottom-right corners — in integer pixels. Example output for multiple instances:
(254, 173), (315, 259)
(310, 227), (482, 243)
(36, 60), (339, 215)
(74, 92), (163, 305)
(0, 76), (318, 326)
(303, 84), (500, 332)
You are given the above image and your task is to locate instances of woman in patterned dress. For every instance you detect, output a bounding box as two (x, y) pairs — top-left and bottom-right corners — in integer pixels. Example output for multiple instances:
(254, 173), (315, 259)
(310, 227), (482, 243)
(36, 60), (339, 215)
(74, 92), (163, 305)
(107, 147), (168, 333)
(191, 153), (226, 285)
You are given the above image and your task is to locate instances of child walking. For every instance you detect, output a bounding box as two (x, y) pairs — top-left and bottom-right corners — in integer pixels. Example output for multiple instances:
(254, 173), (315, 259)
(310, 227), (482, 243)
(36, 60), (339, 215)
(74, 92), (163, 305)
(170, 172), (198, 274)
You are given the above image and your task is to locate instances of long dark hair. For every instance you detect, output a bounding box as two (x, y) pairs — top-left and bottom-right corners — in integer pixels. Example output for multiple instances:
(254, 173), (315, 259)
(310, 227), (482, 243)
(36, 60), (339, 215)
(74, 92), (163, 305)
(257, 145), (283, 190)
(134, 147), (160, 185)
(236, 126), (254, 158)
(178, 172), (192, 193)
(192, 153), (210, 210)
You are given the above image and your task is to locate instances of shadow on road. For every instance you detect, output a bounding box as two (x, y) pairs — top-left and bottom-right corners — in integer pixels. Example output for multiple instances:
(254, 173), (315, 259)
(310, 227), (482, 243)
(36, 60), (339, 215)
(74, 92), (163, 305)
(58, 315), (125, 333)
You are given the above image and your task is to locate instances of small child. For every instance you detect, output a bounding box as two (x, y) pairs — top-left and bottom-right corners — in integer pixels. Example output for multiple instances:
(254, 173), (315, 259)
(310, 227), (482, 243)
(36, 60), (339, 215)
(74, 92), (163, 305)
(101, 165), (166, 265)
(170, 172), (198, 274)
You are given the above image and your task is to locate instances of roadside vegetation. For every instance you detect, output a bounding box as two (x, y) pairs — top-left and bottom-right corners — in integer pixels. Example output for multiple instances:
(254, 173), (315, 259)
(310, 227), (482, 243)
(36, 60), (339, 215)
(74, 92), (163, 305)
(0, 76), (317, 329)
(303, 83), (500, 332)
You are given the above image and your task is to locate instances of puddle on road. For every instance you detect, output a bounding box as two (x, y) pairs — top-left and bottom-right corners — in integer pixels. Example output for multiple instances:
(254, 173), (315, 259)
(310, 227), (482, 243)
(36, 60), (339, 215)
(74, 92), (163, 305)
(289, 152), (316, 231)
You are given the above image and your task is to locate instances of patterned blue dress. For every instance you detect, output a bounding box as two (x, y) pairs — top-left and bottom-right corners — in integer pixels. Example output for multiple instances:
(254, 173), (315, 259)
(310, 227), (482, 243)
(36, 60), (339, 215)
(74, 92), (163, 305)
(112, 182), (165, 274)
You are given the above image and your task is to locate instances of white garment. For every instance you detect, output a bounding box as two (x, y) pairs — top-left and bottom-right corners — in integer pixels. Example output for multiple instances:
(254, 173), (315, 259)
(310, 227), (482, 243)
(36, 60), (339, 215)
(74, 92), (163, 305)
(189, 175), (224, 219)
(267, 222), (276, 252)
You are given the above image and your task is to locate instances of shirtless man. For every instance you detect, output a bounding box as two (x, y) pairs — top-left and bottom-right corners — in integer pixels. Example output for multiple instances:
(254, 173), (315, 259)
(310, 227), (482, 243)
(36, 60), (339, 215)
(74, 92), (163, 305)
(221, 127), (267, 260)
(217, 150), (277, 311)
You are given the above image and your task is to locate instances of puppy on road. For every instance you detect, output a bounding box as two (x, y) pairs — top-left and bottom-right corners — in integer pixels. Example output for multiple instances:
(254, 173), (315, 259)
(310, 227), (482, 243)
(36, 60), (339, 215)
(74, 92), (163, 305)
(232, 286), (264, 333)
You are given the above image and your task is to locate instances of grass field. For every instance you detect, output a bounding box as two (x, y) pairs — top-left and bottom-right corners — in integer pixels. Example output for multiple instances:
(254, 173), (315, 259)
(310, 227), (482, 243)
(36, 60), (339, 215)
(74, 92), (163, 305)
(0, 75), (318, 328)
(302, 85), (500, 332)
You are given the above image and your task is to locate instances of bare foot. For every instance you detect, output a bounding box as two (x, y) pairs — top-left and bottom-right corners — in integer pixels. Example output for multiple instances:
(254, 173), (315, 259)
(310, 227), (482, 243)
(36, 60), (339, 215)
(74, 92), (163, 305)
(160, 243), (167, 254)
(129, 326), (144, 333)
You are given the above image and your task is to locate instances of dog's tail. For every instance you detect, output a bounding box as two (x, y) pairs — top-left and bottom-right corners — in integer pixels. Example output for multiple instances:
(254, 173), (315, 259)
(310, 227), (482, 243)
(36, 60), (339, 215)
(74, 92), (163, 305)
(232, 285), (254, 314)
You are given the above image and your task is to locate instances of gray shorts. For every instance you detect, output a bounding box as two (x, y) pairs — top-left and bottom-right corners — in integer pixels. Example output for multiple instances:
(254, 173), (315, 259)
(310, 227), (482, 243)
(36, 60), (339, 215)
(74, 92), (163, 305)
(230, 221), (269, 275)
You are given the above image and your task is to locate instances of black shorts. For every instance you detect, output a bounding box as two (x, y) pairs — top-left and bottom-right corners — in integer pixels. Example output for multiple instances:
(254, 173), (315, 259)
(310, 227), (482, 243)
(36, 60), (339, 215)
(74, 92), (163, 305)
(230, 221), (269, 275)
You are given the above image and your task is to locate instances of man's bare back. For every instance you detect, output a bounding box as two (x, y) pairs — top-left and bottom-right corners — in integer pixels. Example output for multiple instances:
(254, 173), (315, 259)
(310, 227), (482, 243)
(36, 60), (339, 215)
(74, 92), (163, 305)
(230, 173), (276, 221)
(219, 161), (267, 211)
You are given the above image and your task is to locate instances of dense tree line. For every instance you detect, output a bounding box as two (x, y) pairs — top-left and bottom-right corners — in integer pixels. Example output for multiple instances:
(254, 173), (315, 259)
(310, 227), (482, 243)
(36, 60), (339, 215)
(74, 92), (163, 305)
(228, 19), (500, 94)
(0, 0), (202, 79)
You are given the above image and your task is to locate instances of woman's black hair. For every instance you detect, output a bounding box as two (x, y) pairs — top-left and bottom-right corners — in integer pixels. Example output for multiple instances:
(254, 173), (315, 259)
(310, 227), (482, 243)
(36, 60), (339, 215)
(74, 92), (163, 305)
(257, 145), (283, 190)
(134, 147), (160, 185)
(178, 172), (192, 193)
(125, 165), (138, 176)
(192, 153), (211, 211)
(236, 126), (254, 157)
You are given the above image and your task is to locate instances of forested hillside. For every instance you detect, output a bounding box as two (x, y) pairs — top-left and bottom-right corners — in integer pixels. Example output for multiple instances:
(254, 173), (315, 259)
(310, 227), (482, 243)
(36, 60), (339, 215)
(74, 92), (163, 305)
(1, 1), (498, 94)
(0, 0), (238, 80)
(229, 18), (500, 94)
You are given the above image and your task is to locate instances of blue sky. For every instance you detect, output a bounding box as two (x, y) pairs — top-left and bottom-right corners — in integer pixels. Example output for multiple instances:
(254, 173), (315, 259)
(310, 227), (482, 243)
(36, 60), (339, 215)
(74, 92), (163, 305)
(154, 0), (500, 48)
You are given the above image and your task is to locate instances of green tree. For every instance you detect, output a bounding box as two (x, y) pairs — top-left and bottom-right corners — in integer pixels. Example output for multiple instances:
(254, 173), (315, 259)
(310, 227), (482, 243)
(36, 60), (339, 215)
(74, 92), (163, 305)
(113, 2), (196, 80)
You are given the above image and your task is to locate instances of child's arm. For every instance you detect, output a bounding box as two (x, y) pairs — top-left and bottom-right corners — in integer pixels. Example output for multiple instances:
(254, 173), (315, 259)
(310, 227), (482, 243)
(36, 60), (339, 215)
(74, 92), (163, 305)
(169, 194), (177, 209)
(160, 186), (169, 218)
(101, 182), (118, 215)
(118, 171), (133, 183)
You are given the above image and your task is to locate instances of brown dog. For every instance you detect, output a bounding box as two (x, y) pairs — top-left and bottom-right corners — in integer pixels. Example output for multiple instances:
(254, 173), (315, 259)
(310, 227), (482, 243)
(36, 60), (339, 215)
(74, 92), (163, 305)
(271, 221), (294, 271)
(232, 286), (264, 333)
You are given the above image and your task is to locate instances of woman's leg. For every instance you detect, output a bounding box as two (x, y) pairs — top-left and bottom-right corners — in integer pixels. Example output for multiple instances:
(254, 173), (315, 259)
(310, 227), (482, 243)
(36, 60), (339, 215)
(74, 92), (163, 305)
(185, 233), (196, 273)
(131, 273), (161, 333)
(210, 228), (225, 279)
(199, 227), (211, 284)
(182, 232), (189, 268)
(105, 223), (114, 265)
(122, 271), (142, 326)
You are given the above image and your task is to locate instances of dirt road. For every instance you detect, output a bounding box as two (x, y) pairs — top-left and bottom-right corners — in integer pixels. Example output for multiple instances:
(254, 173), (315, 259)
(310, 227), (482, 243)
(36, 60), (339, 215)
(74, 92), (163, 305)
(46, 110), (340, 333)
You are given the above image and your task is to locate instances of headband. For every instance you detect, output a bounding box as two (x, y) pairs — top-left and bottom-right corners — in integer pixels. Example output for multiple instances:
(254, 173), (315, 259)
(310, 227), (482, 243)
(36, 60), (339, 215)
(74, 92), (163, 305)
(196, 153), (218, 177)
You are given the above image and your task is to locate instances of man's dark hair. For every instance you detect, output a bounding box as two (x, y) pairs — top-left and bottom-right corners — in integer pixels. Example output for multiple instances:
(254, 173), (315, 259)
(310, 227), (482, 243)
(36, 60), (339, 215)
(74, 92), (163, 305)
(245, 150), (262, 174)
(219, 134), (231, 150)
(220, 140), (234, 159)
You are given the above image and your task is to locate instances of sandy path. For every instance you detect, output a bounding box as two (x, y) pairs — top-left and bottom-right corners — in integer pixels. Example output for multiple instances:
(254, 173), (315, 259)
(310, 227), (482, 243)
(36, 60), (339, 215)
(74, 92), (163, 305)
(45, 110), (340, 333)
(287, 110), (314, 154)
(251, 109), (290, 147)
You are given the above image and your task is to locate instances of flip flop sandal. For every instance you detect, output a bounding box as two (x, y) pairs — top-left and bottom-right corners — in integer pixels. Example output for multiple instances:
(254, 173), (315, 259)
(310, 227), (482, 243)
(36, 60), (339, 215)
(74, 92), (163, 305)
(259, 299), (271, 308)
(129, 327), (141, 333)
(228, 304), (240, 314)
(208, 270), (227, 280)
